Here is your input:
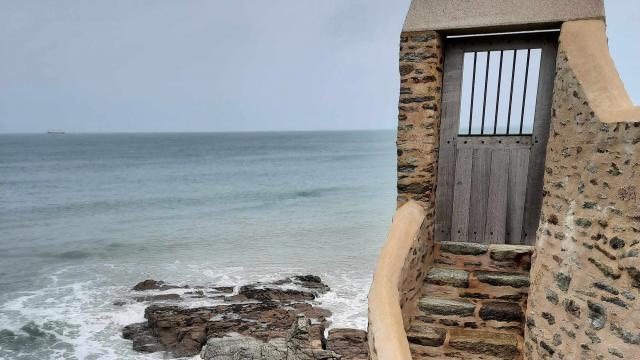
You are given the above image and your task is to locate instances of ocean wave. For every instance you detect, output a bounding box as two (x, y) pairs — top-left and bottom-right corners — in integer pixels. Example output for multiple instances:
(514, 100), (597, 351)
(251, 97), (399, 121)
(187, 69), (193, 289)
(0, 264), (371, 359)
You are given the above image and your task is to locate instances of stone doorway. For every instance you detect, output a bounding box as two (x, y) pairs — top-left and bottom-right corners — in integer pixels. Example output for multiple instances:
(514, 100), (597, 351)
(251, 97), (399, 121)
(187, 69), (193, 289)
(434, 32), (558, 245)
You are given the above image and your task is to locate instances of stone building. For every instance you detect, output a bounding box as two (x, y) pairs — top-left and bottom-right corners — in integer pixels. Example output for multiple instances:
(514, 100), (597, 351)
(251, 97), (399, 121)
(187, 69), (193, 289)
(368, 1), (639, 359)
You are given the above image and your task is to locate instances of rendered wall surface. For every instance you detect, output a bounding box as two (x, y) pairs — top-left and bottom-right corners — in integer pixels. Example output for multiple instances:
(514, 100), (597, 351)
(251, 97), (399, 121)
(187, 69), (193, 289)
(396, 31), (443, 211)
(403, 0), (604, 33)
(524, 28), (640, 359)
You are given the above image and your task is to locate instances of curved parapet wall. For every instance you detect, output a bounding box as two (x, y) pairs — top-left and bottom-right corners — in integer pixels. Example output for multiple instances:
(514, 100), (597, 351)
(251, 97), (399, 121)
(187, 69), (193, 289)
(525, 19), (640, 359)
(368, 201), (435, 360)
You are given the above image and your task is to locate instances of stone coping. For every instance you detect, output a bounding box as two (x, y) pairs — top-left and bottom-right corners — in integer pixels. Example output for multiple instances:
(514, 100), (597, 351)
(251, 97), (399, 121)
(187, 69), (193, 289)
(561, 20), (640, 123)
(368, 201), (426, 360)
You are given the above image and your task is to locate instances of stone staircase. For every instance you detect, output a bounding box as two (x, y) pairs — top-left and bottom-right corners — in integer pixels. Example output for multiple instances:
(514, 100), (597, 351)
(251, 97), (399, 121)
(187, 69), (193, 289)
(407, 242), (533, 360)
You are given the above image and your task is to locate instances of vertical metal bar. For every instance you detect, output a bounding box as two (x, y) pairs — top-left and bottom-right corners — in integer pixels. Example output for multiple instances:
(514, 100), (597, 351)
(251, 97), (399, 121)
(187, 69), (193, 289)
(480, 51), (490, 135)
(506, 50), (517, 135)
(493, 50), (504, 134)
(468, 52), (477, 135)
(519, 49), (531, 135)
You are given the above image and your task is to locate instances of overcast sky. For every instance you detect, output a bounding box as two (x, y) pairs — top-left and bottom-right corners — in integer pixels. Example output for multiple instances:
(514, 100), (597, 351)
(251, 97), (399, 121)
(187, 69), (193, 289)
(0, 0), (638, 133)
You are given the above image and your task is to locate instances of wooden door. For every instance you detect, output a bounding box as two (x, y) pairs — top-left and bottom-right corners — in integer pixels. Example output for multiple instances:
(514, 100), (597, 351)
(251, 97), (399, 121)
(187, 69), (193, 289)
(434, 32), (558, 245)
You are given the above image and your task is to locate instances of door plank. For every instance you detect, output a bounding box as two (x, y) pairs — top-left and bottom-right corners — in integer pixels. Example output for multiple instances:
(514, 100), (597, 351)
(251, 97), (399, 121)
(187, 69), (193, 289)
(522, 38), (558, 245)
(468, 148), (492, 243)
(435, 46), (464, 242)
(484, 150), (510, 243)
(507, 149), (530, 244)
(451, 148), (473, 242)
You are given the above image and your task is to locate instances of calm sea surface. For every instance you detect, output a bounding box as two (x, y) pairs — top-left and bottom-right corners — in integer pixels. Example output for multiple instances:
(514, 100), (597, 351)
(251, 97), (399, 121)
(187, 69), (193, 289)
(0, 131), (396, 359)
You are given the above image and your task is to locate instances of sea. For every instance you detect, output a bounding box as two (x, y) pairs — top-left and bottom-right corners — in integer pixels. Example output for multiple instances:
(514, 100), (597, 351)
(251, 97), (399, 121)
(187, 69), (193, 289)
(0, 131), (396, 359)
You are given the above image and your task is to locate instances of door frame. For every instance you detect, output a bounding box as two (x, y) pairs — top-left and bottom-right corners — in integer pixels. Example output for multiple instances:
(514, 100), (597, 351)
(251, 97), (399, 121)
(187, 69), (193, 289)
(434, 32), (559, 245)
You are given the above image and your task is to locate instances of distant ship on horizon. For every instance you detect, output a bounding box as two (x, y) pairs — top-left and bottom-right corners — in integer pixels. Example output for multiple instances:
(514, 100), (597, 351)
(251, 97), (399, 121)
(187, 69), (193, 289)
(47, 129), (65, 134)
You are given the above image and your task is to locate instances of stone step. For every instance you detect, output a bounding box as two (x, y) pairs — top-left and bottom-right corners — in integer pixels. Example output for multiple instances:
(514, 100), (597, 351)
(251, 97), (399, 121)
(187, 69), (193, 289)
(406, 323), (447, 347)
(418, 297), (524, 324)
(425, 267), (469, 288)
(435, 242), (533, 273)
(425, 267), (530, 290)
(448, 329), (519, 360)
(418, 297), (476, 317)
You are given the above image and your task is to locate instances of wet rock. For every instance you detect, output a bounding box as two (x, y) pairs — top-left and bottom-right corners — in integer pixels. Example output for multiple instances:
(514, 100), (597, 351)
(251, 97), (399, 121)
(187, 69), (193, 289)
(326, 328), (369, 359)
(123, 275), (365, 358)
(229, 286), (316, 303)
(132, 279), (184, 291)
(133, 293), (181, 302)
(200, 316), (339, 360)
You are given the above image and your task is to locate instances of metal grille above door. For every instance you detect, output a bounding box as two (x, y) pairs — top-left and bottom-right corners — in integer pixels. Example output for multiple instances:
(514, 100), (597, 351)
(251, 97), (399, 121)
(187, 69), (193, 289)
(434, 32), (558, 245)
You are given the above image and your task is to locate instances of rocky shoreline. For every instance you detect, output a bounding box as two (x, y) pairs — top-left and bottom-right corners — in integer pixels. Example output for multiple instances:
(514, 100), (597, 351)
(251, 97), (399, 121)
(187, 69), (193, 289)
(121, 275), (368, 359)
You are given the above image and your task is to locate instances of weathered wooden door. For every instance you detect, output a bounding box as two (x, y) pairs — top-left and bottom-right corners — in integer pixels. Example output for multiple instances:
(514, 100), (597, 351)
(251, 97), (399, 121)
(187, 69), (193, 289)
(434, 32), (558, 245)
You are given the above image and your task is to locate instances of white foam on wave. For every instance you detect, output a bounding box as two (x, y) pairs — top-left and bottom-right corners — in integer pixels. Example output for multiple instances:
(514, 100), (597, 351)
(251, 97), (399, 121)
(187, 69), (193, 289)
(0, 263), (372, 359)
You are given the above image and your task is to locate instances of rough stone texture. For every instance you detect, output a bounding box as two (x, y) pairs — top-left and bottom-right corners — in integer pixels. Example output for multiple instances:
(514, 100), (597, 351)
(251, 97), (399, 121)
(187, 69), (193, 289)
(448, 329), (519, 360)
(408, 243), (532, 359)
(406, 324), (447, 347)
(476, 271), (530, 289)
(419, 297), (476, 317)
(122, 276), (366, 358)
(200, 316), (340, 360)
(426, 268), (469, 288)
(524, 29), (640, 360)
(396, 30), (443, 210)
(326, 329), (368, 360)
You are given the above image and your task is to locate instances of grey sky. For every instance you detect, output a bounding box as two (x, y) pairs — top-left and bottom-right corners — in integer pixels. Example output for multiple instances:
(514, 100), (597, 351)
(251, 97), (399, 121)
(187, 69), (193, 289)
(0, 1), (638, 133)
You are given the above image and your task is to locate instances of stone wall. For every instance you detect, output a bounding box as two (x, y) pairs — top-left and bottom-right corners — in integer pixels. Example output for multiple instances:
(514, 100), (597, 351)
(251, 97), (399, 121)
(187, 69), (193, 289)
(524, 26), (640, 359)
(396, 31), (443, 211)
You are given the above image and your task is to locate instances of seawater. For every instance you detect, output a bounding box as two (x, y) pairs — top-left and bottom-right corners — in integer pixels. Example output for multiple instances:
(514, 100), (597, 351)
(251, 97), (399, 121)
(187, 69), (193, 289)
(0, 131), (396, 359)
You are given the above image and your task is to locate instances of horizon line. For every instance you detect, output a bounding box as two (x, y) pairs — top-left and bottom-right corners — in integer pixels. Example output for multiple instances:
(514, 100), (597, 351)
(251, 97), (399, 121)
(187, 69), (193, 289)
(0, 128), (397, 135)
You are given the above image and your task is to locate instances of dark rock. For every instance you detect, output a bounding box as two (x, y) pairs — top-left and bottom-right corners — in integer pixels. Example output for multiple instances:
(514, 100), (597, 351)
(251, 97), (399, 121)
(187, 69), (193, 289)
(229, 286), (316, 303)
(123, 275), (351, 358)
(201, 316), (339, 360)
(479, 302), (523, 322)
(563, 299), (581, 318)
(132, 279), (185, 291)
(545, 288), (559, 304)
(134, 293), (181, 302)
(610, 236), (626, 249)
(476, 271), (530, 288)
(554, 272), (572, 293)
(611, 323), (640, 345)
(592, 281), (619, 295)
(406, 324), (446, 347)
(539, 340), (555, 356)
(608, 347), (625, 358)
(574, 218), (592, 227)
(588, 257), (622, 279)
(542, 312), (556, 325)
(327, 328), (368, 359)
